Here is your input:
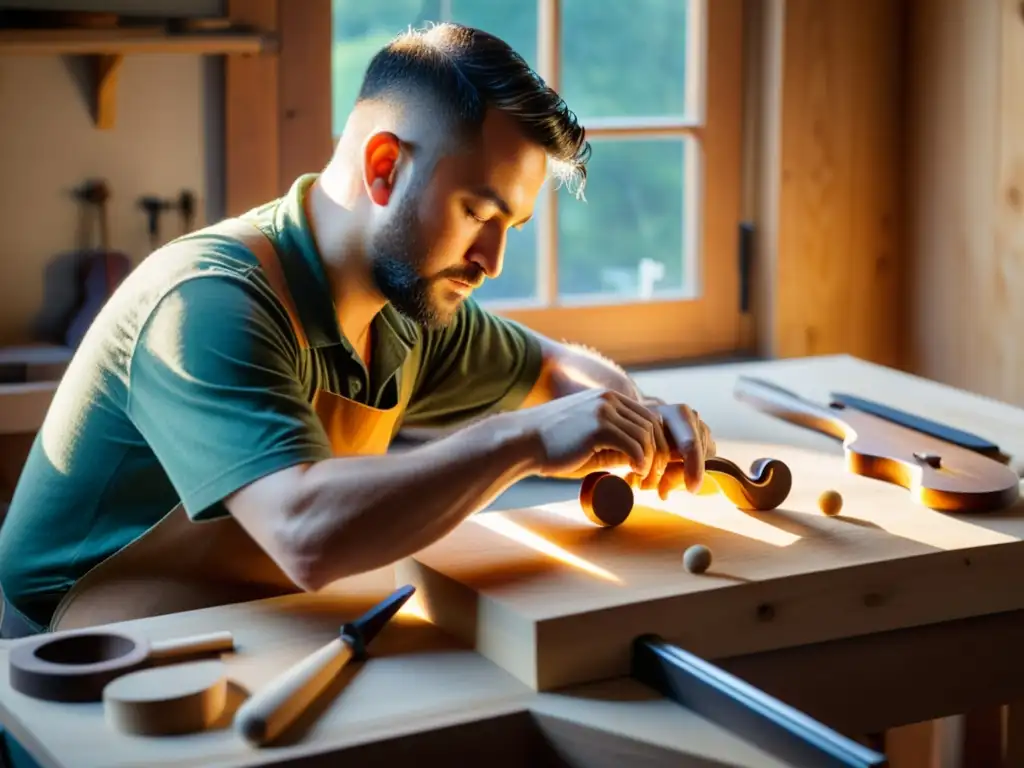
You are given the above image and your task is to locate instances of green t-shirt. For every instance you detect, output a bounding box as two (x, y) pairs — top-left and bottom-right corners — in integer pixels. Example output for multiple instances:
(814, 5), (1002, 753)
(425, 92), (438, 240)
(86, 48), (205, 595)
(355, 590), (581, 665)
(0, 174), (543, 630)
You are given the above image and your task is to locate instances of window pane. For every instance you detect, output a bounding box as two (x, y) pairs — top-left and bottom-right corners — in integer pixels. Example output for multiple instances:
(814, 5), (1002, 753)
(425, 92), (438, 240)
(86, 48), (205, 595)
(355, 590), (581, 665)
(557, 138), (694, 300)
(446, 1), (536, 68)
(560, 0), (691, 120)
(332, 1), (538, 135)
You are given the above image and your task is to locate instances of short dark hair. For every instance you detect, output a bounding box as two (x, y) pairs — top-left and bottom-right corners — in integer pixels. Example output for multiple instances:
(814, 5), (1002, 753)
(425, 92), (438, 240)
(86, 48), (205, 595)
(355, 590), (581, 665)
(357, 22), (591, 199)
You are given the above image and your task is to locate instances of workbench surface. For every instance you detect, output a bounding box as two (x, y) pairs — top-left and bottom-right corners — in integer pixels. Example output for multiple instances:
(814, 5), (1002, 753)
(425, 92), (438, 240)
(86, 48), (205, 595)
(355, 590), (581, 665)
(3, 354), (1023, 765)
(402, 355), (1024, 691)
(0, 568), (797, 768)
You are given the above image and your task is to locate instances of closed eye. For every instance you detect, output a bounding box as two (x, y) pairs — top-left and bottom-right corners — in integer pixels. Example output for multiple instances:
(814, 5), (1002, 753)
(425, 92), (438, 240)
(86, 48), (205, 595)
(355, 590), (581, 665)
(465, 204), (529, 231)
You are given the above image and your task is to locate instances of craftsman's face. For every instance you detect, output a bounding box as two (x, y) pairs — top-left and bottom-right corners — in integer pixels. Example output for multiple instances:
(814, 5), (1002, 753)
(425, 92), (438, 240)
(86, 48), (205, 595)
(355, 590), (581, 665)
(366, 110), (547, 328)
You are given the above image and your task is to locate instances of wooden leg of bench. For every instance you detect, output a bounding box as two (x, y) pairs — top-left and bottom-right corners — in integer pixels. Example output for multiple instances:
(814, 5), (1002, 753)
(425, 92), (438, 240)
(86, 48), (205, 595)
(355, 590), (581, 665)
(962, 706), (1004, 766)
(1004, 702), (1024, 767)
(885, 719), (941, 767)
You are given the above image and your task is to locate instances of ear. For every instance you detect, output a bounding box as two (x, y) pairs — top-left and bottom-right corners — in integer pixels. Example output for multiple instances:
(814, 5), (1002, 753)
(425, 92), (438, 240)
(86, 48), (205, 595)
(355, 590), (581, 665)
(361, 131), (402, 207)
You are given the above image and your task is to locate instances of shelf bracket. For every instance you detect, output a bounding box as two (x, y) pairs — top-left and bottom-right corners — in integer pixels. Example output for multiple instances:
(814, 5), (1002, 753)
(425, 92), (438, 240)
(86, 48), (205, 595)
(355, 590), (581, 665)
(92, 53), (122, 130)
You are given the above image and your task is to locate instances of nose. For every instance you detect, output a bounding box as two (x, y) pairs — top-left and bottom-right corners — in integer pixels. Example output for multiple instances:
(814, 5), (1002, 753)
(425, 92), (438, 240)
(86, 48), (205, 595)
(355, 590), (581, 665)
(467, 226), (506, 280)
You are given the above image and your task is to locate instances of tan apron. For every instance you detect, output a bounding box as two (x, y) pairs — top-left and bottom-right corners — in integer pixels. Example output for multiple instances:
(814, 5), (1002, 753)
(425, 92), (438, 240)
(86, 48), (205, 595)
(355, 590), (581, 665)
(47, 219), (409, 632)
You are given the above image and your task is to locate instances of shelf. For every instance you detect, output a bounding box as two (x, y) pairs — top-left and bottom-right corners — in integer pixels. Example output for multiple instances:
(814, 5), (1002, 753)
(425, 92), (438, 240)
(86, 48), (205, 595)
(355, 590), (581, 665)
(0, 26), (277, 130)
(0, 27), (277, 56)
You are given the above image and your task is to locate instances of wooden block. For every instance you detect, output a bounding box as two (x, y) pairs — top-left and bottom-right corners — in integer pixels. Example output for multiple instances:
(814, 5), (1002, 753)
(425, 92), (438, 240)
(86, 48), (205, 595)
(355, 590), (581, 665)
(103, 660), (227, 736)
(398, 439), (1024, 691)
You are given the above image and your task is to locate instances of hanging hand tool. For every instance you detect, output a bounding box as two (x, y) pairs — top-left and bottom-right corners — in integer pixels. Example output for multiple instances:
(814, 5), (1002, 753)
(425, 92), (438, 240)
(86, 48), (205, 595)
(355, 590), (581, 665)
(138, 195), (172, 251)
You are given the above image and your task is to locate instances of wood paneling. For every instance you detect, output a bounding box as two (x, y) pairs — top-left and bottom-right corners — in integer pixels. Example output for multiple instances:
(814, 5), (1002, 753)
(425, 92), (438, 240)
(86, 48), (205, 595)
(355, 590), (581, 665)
(224, 0), (333, 215)
(906, 0), (1024, 404)
(278, 0), (333, 187)
(225, 0), (279, 216)
(753, 0), (908, 368)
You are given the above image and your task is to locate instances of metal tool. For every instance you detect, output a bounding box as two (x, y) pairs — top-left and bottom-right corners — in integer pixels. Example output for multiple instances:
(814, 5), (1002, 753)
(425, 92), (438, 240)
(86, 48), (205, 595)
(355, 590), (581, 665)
(829, 392), (1008, 463)
(234, 584), (416, 747)
(632, 635), (887, 768)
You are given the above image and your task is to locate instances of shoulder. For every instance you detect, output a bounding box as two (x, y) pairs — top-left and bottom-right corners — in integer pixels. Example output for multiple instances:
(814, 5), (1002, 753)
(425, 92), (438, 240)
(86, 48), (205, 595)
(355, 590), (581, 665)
(123, 221), (300, 374)
(135, 215), (292, 320)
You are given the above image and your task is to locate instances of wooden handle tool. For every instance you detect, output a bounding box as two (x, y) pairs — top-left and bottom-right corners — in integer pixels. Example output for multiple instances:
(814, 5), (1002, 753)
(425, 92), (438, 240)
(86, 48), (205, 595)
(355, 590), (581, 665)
(234, 584), (416, 747)
(147, 631), (235, 661)
(8, 628), (234, 703)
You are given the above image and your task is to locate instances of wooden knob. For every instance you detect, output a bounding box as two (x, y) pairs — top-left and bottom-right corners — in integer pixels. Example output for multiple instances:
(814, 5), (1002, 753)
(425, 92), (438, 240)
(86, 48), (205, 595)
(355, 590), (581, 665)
(103, 660), (228, 736)
(579, 472), (634, 527)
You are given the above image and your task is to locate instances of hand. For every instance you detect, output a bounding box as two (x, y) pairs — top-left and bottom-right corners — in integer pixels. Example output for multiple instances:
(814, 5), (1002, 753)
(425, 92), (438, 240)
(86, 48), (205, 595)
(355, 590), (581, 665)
(499, 388), (671, 483)
(625, 404), (716, 498)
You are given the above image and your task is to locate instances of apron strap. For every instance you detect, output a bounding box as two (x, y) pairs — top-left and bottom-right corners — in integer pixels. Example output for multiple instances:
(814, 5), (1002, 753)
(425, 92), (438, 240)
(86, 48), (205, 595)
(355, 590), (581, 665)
(209, 218), (310, 350)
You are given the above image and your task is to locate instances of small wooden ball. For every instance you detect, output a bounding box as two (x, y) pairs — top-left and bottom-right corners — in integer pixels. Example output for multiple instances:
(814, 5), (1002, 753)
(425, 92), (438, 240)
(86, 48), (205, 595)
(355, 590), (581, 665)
(683, 545), (712, 574)
(818, 489), (843, 516)
(580, 472), (634, 527)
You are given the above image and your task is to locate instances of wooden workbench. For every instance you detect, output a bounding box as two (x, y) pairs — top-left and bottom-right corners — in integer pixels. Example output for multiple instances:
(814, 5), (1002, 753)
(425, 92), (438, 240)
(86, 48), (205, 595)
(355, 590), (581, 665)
(2, 353), (1023, 765)
(0, 567), (818, 768)
(629, 355), (1024, 738)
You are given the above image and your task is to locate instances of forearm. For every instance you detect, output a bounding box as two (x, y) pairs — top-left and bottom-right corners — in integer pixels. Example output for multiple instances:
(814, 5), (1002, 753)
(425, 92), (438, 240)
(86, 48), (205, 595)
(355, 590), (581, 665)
(285, 413), (537, 587)
(523, 338), (641, 408)
(553, 342), (639, 397)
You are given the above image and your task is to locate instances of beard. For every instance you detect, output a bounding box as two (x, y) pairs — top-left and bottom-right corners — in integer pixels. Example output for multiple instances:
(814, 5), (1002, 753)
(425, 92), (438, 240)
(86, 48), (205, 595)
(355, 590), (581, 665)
(367, 195), (483, 329)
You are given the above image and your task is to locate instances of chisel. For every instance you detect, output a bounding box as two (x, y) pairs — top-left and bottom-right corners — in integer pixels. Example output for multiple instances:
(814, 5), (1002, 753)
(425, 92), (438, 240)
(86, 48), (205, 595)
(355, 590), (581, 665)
(234, 584), (416, 746)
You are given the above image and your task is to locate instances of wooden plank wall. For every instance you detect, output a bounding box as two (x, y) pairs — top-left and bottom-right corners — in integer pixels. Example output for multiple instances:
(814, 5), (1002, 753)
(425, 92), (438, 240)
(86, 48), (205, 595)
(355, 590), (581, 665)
(752, 0), (909, 370)
(226, 0), (280, 216)
(225, 0), (333, 217)
(905, 0), (1024, 406)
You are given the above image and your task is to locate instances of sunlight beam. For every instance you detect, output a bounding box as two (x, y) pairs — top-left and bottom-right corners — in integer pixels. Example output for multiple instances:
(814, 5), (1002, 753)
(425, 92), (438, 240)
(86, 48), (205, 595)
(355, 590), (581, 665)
(473, 512), (624, 584)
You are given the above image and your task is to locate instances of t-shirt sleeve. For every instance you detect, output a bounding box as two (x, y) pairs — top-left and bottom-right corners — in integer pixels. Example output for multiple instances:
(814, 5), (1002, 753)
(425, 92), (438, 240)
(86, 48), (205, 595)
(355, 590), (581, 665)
(402, 298), (544, 428)
(127, 274), (333, 520)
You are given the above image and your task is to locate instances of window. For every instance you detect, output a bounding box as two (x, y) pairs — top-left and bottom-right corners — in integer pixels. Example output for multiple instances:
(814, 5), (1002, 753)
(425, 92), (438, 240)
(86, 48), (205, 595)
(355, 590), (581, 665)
(330, 0), (743, 364)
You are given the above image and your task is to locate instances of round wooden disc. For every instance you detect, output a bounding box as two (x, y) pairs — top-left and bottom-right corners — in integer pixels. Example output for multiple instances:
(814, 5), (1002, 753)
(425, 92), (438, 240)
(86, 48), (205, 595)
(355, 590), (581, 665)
(103, 660), (228, 736)
(580, 472), (634, 527)
(9, 629), (149, 703)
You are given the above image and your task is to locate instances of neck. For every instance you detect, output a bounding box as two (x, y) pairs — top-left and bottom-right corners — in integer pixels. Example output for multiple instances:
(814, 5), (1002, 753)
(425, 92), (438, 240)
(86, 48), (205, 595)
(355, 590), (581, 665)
(305, 173), (385, 356)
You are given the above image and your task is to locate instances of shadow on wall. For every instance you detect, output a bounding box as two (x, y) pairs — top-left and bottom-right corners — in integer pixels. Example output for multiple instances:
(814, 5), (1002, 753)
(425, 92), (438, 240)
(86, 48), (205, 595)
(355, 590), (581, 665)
(32, 250), (90, 344)
(30, 179), (128, 346)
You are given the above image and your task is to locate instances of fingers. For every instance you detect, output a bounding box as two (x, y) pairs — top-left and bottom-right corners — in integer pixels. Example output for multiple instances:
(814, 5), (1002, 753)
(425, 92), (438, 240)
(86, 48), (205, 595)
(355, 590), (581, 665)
(603, 408), (655, 476)
(659, 404), (704, 493)
(592, 392), (714, 496)
(702, 419), (717, 458)
(657, 464), (689, 500)
(612, 400), (670, 491)
(590, 395), (649, 474)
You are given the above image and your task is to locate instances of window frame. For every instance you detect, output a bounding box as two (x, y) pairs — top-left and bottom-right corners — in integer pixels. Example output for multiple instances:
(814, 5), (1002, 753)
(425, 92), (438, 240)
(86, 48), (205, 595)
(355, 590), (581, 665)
(226, 0), (744, 366)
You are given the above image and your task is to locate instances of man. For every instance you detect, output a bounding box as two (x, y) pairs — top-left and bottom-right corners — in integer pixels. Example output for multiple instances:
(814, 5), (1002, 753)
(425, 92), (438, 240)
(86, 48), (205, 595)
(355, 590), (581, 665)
(0, 22), (713, 638)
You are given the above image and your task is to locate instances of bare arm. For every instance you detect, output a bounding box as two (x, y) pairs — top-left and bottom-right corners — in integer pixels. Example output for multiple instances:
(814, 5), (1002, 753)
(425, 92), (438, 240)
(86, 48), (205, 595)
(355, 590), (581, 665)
(518, 333), (714, 491)
(518, 333), (643, 408)
(225, 412), (538, 592)
(397, 333), (642, 443)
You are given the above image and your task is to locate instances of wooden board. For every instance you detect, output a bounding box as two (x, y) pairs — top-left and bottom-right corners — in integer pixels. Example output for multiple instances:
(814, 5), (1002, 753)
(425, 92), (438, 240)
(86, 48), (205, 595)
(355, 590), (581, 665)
(397, 355), (1024, 690)
(0, 568), (796, 768)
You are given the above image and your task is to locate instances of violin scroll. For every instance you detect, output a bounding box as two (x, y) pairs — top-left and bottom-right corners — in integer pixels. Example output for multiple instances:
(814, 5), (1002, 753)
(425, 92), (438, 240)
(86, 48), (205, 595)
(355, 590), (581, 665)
(703, 456), (793, 511)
